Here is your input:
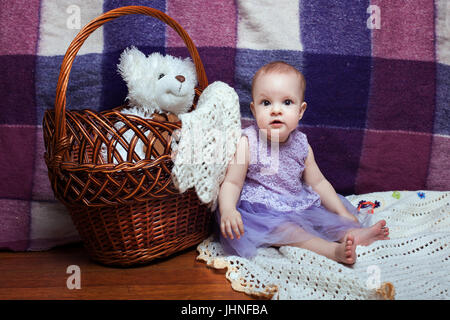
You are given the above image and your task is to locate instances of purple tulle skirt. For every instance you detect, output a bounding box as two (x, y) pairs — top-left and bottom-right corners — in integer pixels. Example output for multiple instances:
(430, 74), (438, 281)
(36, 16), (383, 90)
(214, 194), (362, 258)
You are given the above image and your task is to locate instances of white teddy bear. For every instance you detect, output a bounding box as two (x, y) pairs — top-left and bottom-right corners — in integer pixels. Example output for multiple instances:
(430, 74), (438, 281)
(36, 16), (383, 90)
(118, 46), (197, 116)
(104, 46), (241, 209)
(102, 47), (198, 163)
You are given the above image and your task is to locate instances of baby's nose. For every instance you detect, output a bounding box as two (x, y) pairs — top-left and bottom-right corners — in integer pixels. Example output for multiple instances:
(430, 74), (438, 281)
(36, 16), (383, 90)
(271, 104), (282, 114)
(175, 75), (185, 83)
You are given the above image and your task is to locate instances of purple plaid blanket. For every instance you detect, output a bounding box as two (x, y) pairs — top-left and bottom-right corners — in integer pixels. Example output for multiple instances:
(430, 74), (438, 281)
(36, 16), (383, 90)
(1, 0), (449, 251)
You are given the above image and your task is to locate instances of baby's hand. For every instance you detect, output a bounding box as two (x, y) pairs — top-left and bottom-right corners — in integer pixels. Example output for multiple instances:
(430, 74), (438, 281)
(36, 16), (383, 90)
(220, 209), (245, 240)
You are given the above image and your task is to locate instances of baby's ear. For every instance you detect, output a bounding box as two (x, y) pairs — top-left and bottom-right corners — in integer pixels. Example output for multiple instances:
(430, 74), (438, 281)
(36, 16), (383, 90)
(250, 101), (256, 117)
(299, 101), (307, 119)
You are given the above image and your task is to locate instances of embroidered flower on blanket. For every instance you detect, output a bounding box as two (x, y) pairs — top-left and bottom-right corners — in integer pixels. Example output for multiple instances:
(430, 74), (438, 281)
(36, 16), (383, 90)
(171, 81), (242, 210)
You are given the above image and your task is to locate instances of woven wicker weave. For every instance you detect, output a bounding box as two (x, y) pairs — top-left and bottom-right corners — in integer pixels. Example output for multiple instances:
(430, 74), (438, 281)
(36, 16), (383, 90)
(43, 6), (211, 266)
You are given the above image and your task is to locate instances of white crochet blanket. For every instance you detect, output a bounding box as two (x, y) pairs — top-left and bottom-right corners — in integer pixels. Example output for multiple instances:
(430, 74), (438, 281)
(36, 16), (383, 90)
(171, 81), (241, 210)
(197, 190), (450, 300)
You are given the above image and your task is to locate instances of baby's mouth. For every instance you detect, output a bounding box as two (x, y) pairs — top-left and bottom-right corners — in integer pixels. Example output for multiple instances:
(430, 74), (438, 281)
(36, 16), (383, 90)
(270, 119), (284, 125)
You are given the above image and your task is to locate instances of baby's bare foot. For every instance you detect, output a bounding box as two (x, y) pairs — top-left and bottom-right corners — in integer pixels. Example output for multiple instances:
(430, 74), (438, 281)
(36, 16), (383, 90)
(335, 234), (356, 265)
(350, 220), (390, 246)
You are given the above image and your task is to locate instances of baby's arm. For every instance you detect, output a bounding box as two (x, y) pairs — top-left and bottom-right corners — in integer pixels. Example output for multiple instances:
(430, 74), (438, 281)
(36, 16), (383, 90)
(218, 136), (250, 239)
(303, 144), (358, 223)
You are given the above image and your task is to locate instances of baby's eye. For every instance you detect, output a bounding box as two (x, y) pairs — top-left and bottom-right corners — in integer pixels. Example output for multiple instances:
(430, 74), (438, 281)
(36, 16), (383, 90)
(158, 73), (165, 80)
(262, 100), (271, 106)
(284, 99), (293, 106)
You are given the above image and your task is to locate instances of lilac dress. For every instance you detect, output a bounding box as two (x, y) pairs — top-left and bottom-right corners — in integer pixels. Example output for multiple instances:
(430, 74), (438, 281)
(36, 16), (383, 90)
(215, 124), (361, 258)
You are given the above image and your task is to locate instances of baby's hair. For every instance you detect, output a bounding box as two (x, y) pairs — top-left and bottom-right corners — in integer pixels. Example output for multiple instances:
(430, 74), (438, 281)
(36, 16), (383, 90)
(251, 61), (306, 101)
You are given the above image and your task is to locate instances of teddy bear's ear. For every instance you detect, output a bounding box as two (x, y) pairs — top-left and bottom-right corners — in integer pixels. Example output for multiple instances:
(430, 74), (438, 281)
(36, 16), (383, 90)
(183, 57), (195, 72)
(183, 57), (198, 85)
(146, 52), (165, 71)
(117, 46), (148, 83)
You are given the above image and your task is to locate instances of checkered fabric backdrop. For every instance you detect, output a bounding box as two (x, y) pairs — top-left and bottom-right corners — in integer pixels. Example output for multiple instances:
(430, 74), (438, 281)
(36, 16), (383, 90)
(1, 0), (449, 251)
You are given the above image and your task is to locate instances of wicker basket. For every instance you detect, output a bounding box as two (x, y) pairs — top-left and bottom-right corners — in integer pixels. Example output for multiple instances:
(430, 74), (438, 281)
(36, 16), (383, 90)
(43, 6), (212, 266)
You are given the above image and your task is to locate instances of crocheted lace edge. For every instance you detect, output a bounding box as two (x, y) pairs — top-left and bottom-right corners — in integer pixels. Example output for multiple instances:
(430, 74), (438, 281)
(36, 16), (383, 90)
(196, 238), (395, 300)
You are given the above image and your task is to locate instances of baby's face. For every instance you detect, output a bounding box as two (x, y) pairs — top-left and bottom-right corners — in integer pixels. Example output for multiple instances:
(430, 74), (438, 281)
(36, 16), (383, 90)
(251, 71), (307, 143)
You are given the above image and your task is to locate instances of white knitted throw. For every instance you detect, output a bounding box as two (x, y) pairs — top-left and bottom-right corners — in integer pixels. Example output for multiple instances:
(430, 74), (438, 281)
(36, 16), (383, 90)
(197, 190), (450, 300)
(171, 81), (242, 210)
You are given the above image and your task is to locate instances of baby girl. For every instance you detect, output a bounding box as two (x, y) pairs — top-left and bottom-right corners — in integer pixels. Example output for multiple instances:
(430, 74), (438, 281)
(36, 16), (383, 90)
(216, 61), (389, 265)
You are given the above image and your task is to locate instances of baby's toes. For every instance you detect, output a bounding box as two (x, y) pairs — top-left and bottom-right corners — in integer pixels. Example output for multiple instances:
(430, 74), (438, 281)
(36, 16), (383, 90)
(346, 234), (355, 247)
(375, 220), (386, 231)
(345, 242), (352, 252)
(345, 248), (356, 264)
(377, 221), (386, 230)
(345, 235), (356, 263)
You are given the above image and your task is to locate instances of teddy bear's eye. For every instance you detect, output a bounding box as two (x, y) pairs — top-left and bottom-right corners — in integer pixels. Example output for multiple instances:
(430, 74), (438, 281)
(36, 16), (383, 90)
(158, 73), (165, 80)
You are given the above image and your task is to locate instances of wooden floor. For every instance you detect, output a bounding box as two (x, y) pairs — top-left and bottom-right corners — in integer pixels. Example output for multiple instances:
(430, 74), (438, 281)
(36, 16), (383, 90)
(0, 243), (255, 300)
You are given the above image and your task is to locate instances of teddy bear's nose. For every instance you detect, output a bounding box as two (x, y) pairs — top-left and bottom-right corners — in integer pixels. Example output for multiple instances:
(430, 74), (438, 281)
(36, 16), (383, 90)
(175, 75), (185, 83)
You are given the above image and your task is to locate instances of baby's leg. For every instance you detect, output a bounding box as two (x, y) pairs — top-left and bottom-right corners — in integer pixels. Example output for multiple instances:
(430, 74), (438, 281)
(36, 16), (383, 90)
(281, 234), (357, 265)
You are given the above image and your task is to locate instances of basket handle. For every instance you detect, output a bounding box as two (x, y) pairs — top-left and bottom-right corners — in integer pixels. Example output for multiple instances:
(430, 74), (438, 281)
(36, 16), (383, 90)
(51, 6), (208, 170)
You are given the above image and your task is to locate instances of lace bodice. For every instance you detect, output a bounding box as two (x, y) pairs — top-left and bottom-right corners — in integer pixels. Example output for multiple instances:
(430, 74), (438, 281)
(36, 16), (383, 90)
(239, 124), (321, 211)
